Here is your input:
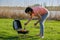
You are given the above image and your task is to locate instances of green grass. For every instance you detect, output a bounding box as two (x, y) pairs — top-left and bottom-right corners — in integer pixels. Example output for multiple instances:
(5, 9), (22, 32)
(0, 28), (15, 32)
(0, 19), (60, 40)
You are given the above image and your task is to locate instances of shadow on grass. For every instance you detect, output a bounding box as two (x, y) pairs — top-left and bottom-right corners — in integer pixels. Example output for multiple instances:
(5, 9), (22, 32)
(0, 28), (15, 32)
(0, 36), (19, 40)
(19, 34), (40, 40)
(0, 31), (40, 40)
(0, 34), (40, 40)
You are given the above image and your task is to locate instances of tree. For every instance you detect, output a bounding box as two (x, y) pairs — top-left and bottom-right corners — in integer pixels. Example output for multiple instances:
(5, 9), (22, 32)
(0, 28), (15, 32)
(33, 4), (41, 6)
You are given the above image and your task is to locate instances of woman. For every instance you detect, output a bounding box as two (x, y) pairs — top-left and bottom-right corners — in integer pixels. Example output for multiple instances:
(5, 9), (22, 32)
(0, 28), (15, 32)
(24, 6), (48, 38)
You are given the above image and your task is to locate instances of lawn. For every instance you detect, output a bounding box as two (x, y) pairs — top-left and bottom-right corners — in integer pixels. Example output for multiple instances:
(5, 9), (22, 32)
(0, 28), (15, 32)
(0, 19), (60, 40)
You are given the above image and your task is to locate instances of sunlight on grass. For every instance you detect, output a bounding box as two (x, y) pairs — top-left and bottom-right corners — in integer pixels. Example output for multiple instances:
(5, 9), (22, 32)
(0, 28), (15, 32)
(0, 19), (60, 40)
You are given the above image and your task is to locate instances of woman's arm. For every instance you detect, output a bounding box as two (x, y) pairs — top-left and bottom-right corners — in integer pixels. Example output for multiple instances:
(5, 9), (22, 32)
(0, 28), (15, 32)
(34, 13), (42, 25)
(24, 16), (32, 25)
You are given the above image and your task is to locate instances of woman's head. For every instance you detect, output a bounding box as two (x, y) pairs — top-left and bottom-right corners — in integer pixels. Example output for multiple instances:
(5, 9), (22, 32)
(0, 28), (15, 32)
(25, 7), (33, 14)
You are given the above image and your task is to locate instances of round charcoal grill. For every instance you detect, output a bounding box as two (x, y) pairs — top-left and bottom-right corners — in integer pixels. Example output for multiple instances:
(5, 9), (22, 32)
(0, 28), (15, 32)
(17, 30), (29, 34)
(13, 20), (29, 34)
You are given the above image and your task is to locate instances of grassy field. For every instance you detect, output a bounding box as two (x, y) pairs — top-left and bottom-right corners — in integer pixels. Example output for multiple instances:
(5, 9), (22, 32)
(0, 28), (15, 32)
(0, 19), (60, 40)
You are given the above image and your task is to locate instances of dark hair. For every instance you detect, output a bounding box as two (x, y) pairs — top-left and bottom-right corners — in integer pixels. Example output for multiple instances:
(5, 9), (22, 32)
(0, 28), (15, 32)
(25, 7), (33, 13)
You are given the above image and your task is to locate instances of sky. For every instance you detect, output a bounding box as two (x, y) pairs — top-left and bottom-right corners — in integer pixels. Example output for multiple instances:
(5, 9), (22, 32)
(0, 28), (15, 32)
(0, 0), (60, 7)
